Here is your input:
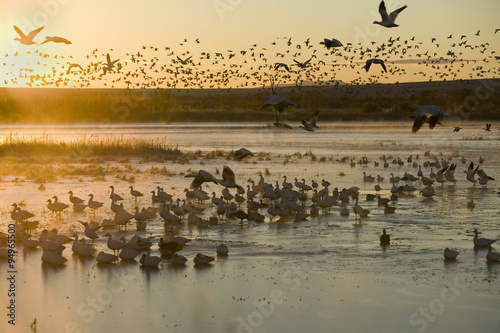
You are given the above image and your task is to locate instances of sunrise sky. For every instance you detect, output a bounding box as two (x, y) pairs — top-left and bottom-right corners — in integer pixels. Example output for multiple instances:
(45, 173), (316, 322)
(0, 0), (498, 87)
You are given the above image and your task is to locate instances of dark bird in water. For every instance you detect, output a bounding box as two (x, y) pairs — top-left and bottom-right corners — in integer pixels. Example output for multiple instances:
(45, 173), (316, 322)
(380, 228), (390, 246)
(230, 210), (249, 225)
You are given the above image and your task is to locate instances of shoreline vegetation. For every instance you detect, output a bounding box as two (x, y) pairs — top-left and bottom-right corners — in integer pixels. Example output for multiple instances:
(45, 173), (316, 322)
(0, 135), (187, 183)
(0, 79), (499, 123)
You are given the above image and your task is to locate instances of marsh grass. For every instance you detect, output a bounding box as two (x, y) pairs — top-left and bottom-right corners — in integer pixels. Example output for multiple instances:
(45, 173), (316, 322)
(0, 134), (183, 161)
(0, 135), (184, 180)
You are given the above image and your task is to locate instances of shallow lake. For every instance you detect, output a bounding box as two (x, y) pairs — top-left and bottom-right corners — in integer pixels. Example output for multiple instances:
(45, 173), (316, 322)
(0, 122), (499, 333)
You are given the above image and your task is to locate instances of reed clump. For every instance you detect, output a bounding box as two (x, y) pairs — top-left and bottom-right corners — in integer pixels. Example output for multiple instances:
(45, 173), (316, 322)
(0, 135), (183, 161)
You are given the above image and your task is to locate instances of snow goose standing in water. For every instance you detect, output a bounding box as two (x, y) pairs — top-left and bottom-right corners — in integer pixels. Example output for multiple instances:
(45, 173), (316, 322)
(109, 186), (123, 202)
(11, 203), (35, 222)
(129, 186), (144, 200)
(477, 169), (495, 187)
(104, 233), (125, 255)
(373, 1), (407, 28)
(88, 194), (104, 213)
(68, 191), (84, 204)
(464, 162), (479, 184)
(473, 229), (496, 247)
(78, 221), (102, 244)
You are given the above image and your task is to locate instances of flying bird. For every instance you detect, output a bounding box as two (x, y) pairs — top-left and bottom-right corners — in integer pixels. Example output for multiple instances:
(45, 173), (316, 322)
(363, 58), (387, 72)
(259, 95), (297, 120)
(320, 38), (343, 49)
(274, 62), (291, 72)
(299, 119), (315, 132)
(234, 148), (254, 160)
(293, 58), (313, 69)
(103, 53), (119, 74)
(13, 25), (44, 45)
(66, 63), (83, 74)
(373, 1), (407, 28)
(177, 55), (193, 65)
(39, 36), (72, 45)
(410, 105), (449, 133)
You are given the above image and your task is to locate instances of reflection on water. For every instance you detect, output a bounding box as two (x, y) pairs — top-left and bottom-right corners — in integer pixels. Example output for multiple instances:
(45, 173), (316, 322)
(0, 122), (499, 333)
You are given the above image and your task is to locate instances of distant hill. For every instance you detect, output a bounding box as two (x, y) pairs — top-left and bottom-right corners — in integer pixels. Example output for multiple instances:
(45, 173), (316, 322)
(0, 79), (499, 123)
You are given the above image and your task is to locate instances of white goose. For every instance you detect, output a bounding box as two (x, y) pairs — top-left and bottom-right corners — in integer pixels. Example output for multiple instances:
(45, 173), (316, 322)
(68, 191), (84, 204)
(444, 248), (459, 260)
(373, 1), (407, 28)
(119, 249), (140, 261)
(14, 25), (44, 45)
(217, 244), (229, 256)
(363, 59), (387, 73)
(129, 186), (144, 200)
(103, 53), (119, 74)
(193, 253), (215, 265)
(104, 233), (125, 255)
(473, 229), (496, 247)
(88, 194), (104, 213)
(41, 250), (67, 265)
(171, 254), (188, 265)
(11, 203), (35, 222)
(486, 246), (500, 262)
(139, 250), (162, 268)
(39, 36), (71, 45)
(96, 251), (119, 264)
(410, 105), (448, 133)
(78, 221), (102, 244)
(109, 186), (123, 202)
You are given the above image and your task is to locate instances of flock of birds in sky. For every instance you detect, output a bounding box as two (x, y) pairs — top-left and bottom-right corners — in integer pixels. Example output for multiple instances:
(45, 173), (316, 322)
(2, 1), (498, 92)
(2, 147), (499, 266)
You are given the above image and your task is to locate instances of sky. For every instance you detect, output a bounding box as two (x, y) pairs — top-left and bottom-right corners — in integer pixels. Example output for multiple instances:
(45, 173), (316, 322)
(0, 0), (499, 88)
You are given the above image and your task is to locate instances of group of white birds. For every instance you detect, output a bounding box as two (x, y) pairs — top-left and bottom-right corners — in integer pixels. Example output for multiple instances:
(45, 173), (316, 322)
(4, 146), (498, 265)
(442, 229), (500, 263)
